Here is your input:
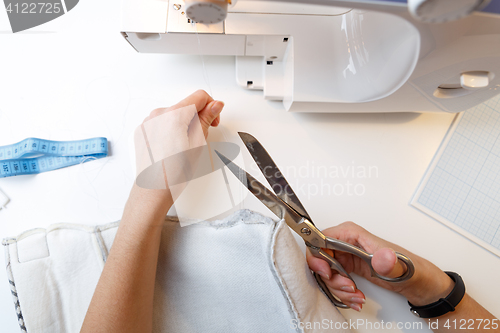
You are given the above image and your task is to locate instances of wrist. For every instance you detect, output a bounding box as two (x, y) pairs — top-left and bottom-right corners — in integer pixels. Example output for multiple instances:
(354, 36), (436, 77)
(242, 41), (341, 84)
(408, 272), (466, 318)
(131, 183), (173, 203)
(126, 184), (174, 224)
(401, 258), (454, 306)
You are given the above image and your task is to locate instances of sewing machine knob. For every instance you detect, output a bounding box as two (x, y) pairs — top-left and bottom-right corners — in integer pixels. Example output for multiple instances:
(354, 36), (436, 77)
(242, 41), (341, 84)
(460, 71), (491, 90)
(185, 0), (228, 24)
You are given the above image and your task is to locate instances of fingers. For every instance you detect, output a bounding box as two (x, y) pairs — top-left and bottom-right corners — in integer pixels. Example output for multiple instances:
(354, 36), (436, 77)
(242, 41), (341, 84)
(169, 89), (214, 112)
(321, 221), (366, 243)
(144, 90), (224, 138)
(144, 90), (214, 123)
(306, 249), (332, 280)
(198, 100), (224, 137)
(325, 274), (357, 293)
(306, 249), (356, 291)
(321, 274), (366, 311)
(211, 114), (221, 127)
(328, 286), (366, 311)
(307, 248), (365, 311)
(372, 248), (406, 278)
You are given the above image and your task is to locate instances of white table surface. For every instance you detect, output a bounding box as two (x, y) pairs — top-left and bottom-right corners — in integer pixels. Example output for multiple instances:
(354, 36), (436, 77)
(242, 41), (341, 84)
(1, 1), (499, 332)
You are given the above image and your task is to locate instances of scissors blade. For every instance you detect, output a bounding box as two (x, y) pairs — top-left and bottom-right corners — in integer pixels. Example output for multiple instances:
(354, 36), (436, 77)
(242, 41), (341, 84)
(238, 132), (312, 221)
(215, 151), (303, 226)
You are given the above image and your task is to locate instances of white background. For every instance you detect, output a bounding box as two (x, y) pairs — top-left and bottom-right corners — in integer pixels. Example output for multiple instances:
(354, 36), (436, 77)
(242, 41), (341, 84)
(0, 1), (499, 332)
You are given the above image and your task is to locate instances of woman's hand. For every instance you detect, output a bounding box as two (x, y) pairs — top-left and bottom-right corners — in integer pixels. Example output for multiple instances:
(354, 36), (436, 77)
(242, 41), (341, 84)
(306, 222), (454, 311)
(144, 89), (223, 139)
(134, 90), (224, 196)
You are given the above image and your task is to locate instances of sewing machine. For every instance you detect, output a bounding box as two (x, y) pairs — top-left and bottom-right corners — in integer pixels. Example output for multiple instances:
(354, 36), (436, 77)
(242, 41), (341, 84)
(121, 0), (500, 113)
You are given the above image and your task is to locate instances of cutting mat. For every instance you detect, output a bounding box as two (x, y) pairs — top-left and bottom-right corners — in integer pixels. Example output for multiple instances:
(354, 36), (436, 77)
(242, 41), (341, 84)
(412, 94), (500, 257)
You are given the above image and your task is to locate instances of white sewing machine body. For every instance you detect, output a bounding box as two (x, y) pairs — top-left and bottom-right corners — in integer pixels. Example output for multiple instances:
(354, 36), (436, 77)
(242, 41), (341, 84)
(121, 0), (500, 113)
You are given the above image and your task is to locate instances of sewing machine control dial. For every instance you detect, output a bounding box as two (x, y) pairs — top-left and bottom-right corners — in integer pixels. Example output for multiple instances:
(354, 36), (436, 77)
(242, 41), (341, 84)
(184, 0), (228, 24)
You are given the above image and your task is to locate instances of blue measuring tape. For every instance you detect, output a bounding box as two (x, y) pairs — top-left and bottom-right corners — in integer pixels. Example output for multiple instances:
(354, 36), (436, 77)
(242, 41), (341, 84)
(0, 137), (108, 178)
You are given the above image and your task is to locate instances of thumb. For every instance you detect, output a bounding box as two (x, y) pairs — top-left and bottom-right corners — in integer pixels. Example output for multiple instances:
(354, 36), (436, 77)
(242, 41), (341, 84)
(372, 248), (405, 278)
(199, 100), (224, 135)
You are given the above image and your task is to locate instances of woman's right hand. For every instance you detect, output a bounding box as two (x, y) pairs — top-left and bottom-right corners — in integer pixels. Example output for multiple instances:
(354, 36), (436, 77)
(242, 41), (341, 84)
(306, 221), (454, 311)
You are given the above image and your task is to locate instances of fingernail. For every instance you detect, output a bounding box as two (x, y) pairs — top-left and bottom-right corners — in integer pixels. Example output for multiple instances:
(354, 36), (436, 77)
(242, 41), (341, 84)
(316, 271), (330, 280)
(350, 303), (361, 312)
(211, 101), (224, 114)
(340, 286), (355, 293)
(350, 297), (366, 304)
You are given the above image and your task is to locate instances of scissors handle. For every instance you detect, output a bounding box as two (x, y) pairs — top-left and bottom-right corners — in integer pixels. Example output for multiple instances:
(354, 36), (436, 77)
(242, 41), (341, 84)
(324, 236), (415, 282)
(307, 234), (415, 309)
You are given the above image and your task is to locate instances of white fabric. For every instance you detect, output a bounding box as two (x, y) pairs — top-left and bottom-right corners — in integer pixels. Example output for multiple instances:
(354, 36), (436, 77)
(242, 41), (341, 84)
(3, 210), (349, 333)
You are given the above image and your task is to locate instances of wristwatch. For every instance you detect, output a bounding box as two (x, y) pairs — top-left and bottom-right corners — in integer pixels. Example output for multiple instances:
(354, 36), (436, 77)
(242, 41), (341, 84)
(408, 271), (466, 318)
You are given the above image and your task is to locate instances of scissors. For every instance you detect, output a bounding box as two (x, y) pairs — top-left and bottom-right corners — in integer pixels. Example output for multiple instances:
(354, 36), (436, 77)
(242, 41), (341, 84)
(216, 132), (415, 309)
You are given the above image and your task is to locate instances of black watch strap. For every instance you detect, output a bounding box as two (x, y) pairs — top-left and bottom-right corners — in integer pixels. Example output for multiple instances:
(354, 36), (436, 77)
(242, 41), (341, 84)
(408, 271), (465, 318)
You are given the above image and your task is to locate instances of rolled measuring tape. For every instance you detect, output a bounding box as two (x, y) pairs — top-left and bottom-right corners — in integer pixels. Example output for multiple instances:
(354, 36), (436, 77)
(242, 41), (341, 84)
(0, 137), (108, 178)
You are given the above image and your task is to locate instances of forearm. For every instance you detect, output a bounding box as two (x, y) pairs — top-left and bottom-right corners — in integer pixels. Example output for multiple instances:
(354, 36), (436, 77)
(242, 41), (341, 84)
(427, 294), (497, 332)
(81, 184), (173, 333)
